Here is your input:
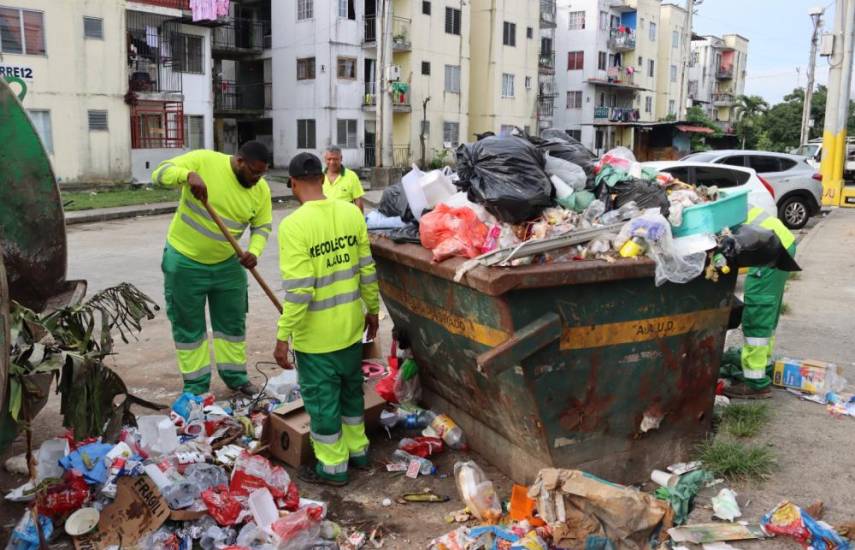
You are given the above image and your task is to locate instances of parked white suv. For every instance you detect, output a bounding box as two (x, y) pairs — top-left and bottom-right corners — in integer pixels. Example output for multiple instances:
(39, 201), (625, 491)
(642, 161), (777, 220)
(681, 150), (822, 229)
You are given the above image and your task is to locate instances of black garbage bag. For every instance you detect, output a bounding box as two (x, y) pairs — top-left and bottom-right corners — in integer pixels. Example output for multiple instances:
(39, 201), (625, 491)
(455, 136), (554, 224)
(378, 182), (415, 223)
(531, 129), (598, 179)
(388, 224), (421, 244)
(718, 224), (801, 271)
(612, 177), (670, 217)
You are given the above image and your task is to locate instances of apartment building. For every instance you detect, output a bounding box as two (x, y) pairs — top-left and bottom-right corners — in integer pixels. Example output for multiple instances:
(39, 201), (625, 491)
(469, 0), (539, 137)
(537, 0), (558, 131)
(655, 3), (687, 118)
(688, 33), (749, 130)
(1, 0), (131, 184)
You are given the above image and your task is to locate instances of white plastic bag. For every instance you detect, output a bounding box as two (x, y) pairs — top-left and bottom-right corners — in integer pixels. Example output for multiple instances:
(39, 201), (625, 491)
(442, 191), (497, 225)
(620, 209), (706, 286)
(545, 152), (587, 191)
(454, 461), (502, 522)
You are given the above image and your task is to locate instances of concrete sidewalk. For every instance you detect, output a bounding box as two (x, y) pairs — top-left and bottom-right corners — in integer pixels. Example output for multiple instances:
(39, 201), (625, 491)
(65, 181), (385, 225)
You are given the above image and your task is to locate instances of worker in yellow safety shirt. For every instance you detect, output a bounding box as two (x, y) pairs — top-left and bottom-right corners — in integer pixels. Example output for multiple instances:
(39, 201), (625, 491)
(273, 152), (380, 486)
(725, 206), (798, 399)
(152, 141), (273, 396)
(323, 145), (365, 212)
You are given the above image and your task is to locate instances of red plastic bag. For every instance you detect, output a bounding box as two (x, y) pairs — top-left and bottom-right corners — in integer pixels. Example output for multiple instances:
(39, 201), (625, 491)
(229, 451), (291, 499)
(271, 506), (324, 543)
(38, 471), (90, 518)
(419, 204), (488, 262)
(201, 484), (244, 526)
(399, 436), (444, 458)
(376, 361), (399, 403)
(281, 481), (300, 512)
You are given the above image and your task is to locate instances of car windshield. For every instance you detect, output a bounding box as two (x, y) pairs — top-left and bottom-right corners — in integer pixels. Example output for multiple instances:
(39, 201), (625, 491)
(682, 152), (720, 162)
(794, 144), (820, 157)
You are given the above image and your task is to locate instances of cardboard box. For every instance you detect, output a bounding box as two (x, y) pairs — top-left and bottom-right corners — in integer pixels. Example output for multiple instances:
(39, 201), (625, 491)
(772, 358), (840, 394)
(266, 381), (386, 468)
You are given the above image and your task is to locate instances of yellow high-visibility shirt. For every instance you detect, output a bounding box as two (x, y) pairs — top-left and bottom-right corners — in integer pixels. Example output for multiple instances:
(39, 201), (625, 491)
(277, 199), (380, 353)
(746, 207), (795, 250)
(152, 150), (273, 264)
(323, 167), (365, 203)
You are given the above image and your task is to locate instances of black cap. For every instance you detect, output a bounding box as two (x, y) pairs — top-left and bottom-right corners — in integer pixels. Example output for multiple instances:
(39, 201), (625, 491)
(288, 152), (323, 178)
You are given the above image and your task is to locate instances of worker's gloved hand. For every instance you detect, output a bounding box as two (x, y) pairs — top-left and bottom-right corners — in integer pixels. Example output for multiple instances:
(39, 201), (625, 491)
(364, 313), (379, 342)
(274, 339), (293, 369)
(239, 252), (257, 269)
(187, 172), (208, 202)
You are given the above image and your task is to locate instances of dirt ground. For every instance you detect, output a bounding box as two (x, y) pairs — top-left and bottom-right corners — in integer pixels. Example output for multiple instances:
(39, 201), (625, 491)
(2, 210), (854, 549)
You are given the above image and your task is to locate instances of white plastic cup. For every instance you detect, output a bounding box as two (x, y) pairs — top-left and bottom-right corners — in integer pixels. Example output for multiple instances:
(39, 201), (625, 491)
(651, 469), (679, 488)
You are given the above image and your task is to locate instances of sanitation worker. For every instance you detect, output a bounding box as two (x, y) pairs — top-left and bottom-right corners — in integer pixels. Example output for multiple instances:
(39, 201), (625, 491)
(725, 206), (798, 399)
(322, 145), (366, 212)
(273, 152), (380, 486)
(152, 141), (273, 396)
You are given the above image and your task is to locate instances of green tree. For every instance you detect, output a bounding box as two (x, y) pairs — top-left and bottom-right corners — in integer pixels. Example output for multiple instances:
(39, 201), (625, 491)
(761, 91), (803, 152)
(734, 95), (769, 149)
(685, 105), (722, 151)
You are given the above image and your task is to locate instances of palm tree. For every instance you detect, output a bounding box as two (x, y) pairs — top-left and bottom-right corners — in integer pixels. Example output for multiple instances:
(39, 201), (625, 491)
(734, 95), (769, 149)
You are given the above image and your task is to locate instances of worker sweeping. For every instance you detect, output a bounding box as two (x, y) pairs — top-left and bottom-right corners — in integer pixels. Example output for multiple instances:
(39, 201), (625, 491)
(152, 141), (273, 396)
(273, 152), (380, 486)
(323, 145), (366, 212)
(725, 206), (799, 399)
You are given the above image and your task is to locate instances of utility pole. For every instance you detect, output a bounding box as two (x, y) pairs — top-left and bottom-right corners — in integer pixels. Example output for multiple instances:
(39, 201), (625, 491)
(374, 1), (384, 167)
(381, 0), (394, 168)
(819, 0), (855, 206)
(800, 7), (824, 147)
(677, 0), (700, 118)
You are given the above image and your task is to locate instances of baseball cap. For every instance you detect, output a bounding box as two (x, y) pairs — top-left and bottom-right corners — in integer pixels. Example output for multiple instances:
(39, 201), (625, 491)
(288, 152), (323, 178)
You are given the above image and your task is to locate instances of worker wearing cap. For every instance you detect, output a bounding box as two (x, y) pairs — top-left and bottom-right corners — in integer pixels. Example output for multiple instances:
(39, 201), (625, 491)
(274, 152), (380, 486)
(726, 206), (797, 399)
(323, 145), (365, 212)
(152, 141), (273, 396)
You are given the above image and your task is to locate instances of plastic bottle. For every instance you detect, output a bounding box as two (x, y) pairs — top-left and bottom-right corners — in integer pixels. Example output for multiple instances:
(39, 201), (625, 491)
(619, 236), (647, 258)
(713, 252), (731, 274)
(392, 449), (436, 476)
(422, 411), (467, 450)
(454, 461), (502, 522)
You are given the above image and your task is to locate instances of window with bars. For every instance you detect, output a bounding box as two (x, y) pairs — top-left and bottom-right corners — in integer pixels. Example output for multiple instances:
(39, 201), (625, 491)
(648, 59), (654, 78)
(83, 17), (103, 39)
(568, 11), (585, 30)
(566, 91), (582, 109)
(337, 57), (357, 79)
(567, 51), (584, 70)
(568, 129), (582, 141)
(173, 33), (203, 74)
(297, 0), (313, 20)
(0, 7), (45, 55)
(443, 121), (459, 146)
(599, 11), (608, 30)
(670, 64), (677, 82)
(183, 115), (204, 149)
(502, 21), (516, 46)
(421, 61), (430, 75)
(337, 119), (358, 148)
(88, 110), (108, 131)
(598, 51), (606, 70)
(297, 57), (316, 80)
(501, 73), (515, 97)
(525, 76), (532, 90)
(445, 7), (461, 35)
(338, 0), (355, 19)
(297, 119), (316, 149)
(423, 1), (431, 15)
(649, 21), (657, 41)
(644, 96), (652, 113)
(444, 64), (460, 93)
(526, 26), (533, 39)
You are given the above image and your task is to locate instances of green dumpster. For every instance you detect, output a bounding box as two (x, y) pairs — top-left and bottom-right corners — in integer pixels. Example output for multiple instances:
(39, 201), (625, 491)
(370, 236), (736, 484)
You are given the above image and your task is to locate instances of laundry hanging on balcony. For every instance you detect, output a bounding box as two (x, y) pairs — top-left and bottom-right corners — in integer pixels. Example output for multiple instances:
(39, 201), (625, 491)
(190, 0), (230, 22)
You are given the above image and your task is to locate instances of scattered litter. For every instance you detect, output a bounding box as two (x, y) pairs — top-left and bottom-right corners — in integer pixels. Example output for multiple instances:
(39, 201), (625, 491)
(398, 490), (450, 504)
(455, 461), (502, 522)
(761, 501), (850, 550)
(654, 469), (714, 525)
(668, 523), (766, 544)
(64, 507), (99, 536)
(711, 488), (742, 522)
(667, 461), (703, 476)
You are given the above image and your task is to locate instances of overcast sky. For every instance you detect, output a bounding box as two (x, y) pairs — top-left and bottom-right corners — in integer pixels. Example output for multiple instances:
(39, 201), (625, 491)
(688, 0), (843, 105)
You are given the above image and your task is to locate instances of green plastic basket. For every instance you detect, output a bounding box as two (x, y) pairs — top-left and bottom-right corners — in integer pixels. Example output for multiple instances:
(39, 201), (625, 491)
(672, 189), (749, 238)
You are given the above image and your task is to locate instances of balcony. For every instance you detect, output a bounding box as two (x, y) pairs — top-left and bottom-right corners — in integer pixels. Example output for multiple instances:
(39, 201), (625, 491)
(716, 66), (734, 80)
(540, 0), (557, 29)
(392, 17), (411, 52)
(538, 94), (556, 119)
(608, 28), (636, 51)
(214, 80), (271, 116)
(712, 92), (734, 106)
(362, 82), (412, 112)
(130, 0), (189, 9)
(539, 51), (555, 74)
(609, 0), (636, 13)
(593, 106), (640, 123)
(363, 16), (376, 47)
(212, 18), (266, 58)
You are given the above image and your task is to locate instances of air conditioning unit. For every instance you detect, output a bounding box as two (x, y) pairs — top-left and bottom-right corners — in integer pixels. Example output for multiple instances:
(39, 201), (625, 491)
(386, 65), (401, 81)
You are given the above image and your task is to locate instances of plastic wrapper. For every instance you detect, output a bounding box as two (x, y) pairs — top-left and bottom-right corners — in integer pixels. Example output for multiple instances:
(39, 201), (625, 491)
(612, 178), (670, 217)
(399, 436), (445, 458)
(718, 224), (801, 271)
(393, 358), (422, 405)
(429, 527), (475, 550)
(711, 488), (741, 522)
(597, 146), (638, 173)
(618, 210), (706, 286)
(456, 136), (555, 224)
(388, 224), (421, 244)
(270, 506), (324, 546)
(532, 129), (598, 179)
(201, 484), (244, 526)
(545, 153), (587, 191)
(236, 523), (277, 549)
(454, 461), (502, 522)
(230, 451), (291, 499)
(419, 204), (488, 261)
(199, 524), (236, 550)
(442, 191), (497, 225)
(761, 501), (849, 550)
(8, 513), (53, 550)
(37, 471), (89, 518)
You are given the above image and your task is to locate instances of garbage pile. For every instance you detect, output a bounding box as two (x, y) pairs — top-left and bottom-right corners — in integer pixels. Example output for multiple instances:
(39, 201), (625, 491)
(371, 131), (792, 287)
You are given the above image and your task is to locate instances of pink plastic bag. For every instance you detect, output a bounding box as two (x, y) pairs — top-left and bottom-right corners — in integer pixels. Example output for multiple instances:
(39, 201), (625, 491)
(271, 506), (324, 544)
(229, 451), (291, 499)
(419, 204), (488, 262)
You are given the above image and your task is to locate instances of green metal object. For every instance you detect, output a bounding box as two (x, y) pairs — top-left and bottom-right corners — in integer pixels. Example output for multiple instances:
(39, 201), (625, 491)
(371, 237), (737, 484)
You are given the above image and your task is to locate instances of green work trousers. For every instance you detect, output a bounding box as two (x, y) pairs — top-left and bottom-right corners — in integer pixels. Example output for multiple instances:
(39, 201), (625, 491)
(296, 341), (369, 482)
(740, 244), (795, 389)
(162, 244), (249, 394)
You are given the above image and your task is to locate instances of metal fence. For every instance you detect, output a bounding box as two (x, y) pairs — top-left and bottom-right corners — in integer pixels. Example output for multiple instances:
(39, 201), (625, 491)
(212, 18), (265, 52)
(214, 80), (270, 112)
(362, 145), (410, 168)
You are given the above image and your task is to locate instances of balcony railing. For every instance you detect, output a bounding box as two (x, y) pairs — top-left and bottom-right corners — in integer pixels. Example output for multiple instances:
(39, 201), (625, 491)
(212, 18), (266, 55)
(712, 92), (734, 106)
(364, 16), (376, 45)
(392, 16), (411, 51)
(540, 0), (557, 28)
(593, 106), (640, 122)
(716, 67), (734, 79)
(608, 28), (636, 51)
(130, 0), (190, 9)
(214, 80), (271, 113)
(363, 82), (411, 110)
(538, 94), (556, 119)
(363, 145), (410, 168)
(539, 51), (555, 74)
(606, 66), (635, 86)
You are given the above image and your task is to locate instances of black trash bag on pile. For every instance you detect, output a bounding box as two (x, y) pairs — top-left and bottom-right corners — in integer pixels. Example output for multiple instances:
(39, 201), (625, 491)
(455, 136), (554, 224)
(718, 224), (801, 271)
(532, 129), (598, 181)
(388, 224), (421, 244)
(612, 177), (670, 218)
(378, 182), (415, 223)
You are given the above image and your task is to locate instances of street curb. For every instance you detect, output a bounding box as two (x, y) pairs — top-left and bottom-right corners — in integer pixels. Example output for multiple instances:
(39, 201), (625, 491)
(65, 195), (295, 226)
(794, 209), (834, 259)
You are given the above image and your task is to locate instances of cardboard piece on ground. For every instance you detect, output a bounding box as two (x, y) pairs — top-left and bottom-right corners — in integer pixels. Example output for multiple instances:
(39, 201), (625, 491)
(772, 358), (841, 394)
(668, 523), (766, 544)
(169, 509), (208, 522)
(73, 475), (169, 549)
(265, 381), (385, 468)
